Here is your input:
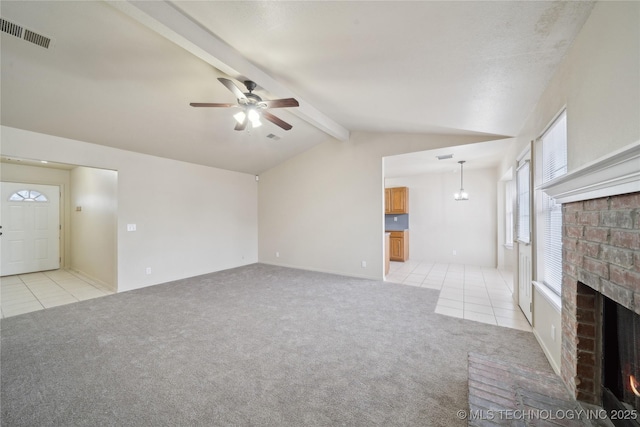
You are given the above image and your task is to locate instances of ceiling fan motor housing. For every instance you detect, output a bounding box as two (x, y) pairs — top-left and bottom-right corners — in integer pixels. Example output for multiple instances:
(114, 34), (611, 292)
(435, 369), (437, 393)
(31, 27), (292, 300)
(244, 80), (257, 92)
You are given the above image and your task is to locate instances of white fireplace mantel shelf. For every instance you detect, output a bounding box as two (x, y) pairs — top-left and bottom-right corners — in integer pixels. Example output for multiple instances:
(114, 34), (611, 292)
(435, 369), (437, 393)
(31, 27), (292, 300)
(541, 141), (640, 204)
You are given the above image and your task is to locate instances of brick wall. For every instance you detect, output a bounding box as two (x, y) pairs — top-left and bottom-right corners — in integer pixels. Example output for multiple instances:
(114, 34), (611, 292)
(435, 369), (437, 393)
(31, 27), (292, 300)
(561, 192), (640, 403)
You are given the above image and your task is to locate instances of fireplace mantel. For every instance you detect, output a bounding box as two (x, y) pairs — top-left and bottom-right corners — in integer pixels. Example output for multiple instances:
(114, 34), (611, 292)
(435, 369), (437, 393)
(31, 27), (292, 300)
(542, 141), (640, 204)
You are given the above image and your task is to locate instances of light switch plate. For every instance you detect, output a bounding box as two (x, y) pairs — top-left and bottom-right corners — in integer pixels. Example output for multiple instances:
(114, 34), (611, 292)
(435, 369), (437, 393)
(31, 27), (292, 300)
(127, 224), (136, 232)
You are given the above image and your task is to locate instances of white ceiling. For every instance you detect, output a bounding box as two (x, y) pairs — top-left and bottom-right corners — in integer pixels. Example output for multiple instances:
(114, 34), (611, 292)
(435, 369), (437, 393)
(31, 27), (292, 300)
(0, 1), (595, 175)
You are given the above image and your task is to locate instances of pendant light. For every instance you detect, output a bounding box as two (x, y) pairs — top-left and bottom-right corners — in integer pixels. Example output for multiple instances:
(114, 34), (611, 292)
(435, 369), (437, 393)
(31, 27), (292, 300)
(454, 160), (469, 201)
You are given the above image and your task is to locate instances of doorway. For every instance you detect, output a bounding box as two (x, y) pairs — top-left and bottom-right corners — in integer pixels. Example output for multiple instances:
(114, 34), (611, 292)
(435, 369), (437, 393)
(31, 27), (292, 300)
(0, 158), (118, 292)
(1, 182), (60, 276)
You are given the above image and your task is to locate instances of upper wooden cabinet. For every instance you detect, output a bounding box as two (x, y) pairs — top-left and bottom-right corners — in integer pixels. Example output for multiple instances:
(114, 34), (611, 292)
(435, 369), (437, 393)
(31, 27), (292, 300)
(385, 187), (409, 214)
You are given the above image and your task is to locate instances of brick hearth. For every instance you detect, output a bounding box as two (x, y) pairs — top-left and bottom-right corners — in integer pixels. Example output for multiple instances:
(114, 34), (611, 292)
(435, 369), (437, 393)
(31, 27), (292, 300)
(561, 192), (640, 404)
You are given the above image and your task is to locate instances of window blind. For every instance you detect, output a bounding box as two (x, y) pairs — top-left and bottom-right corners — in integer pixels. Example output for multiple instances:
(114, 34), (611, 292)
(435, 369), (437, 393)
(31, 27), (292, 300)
(516, 160), (530, 244)
(541, 111), (567, 296)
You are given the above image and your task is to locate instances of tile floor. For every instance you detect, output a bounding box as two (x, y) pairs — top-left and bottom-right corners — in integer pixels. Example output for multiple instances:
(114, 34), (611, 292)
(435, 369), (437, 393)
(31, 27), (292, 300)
(386, 260), (531, 331)
(0, 269), (114, 318)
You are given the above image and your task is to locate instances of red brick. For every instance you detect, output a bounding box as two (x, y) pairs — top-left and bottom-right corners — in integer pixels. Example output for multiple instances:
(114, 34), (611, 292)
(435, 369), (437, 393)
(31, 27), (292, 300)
(577, 211), (600, 226)
(577, 362), (595, 378)
(578, 378), (596, 394)
(565, 262), (578, 278)
(578, 269), (601, 290)
(576, 307), (596, 323)
(582, 257), (609, 279)
(584, 198), (609, 211)
(577, 322), (596, 338)
(601, 210), (634, 229)
(602, 280), (634, 309)
(584, 227), (609, 243)
(577, 336), (595, 352)
(609, 265), (640, 292)
(576, 294), (596, 313)
(610, 230), (640, 249)
(601, 245), (634, 269)
(566, 225), (585, 239)
(610, 192), (640, 209)
(564, 211), (579, 225)
(565, 249), (583, 267)
(577, 241), (600, 258)
(564, 201), (585, 213)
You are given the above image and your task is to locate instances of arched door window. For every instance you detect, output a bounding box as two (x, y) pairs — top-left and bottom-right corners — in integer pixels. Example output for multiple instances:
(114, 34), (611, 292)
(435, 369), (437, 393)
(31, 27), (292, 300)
(8, 190), (49, 202)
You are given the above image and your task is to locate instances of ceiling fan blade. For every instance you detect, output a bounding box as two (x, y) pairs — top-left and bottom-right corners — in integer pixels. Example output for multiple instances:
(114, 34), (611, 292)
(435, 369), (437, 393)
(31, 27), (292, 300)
(218, 77), (247, 101)
(262, 111), (293, 131)
(234, 116), (248, 131)
(259, 98), (299, 108)
(190, 103), (236, 108)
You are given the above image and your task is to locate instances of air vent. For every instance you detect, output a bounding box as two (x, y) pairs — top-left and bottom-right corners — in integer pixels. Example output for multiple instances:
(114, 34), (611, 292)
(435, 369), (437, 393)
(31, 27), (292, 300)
(23, 29), (51, 49)
(436, 154), (454, 160)
(0, 17), (52, 49)
(266, 133), (281, 141)
(1, 18), (23, 38)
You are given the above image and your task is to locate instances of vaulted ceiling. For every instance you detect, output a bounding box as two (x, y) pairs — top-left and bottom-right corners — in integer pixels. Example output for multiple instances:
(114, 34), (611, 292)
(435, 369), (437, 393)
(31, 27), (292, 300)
(0, 1), (594, 174)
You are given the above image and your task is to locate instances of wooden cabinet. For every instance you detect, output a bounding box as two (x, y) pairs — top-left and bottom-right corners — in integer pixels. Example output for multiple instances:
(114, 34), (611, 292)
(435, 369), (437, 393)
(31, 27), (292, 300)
(385, 187), (408, 214)
(389, 230), (409, 262)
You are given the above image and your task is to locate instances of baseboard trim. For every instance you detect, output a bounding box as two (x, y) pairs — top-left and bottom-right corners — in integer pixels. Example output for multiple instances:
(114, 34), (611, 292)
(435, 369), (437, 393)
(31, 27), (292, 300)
(259, 261), (381, 281)
(68, 268), (116, 293)
(532, 327), (561, 376)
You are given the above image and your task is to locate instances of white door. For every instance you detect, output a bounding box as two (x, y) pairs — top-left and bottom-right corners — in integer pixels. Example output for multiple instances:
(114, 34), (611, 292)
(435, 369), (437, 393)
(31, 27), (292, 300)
(1, 182), (60, 276)
(516, 154), (533, 324)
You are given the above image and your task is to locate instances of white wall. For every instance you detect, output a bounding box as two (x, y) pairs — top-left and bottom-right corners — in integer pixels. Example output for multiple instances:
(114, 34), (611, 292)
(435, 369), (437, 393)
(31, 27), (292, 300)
(70, 167), (118, 290)
(496, 1), (640, 374)
(385, 167), (497, 267)
(258, 131), (502, 279)
(1, 126), (258, 292)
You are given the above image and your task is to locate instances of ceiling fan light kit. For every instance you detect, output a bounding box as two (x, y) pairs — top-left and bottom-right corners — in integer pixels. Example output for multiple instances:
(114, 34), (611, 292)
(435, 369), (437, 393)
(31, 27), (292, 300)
(190, 78), (299, 131)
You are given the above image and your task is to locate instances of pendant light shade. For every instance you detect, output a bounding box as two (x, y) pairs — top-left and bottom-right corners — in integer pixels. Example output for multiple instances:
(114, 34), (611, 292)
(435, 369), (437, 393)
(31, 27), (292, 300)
(454, 160), (469, 201)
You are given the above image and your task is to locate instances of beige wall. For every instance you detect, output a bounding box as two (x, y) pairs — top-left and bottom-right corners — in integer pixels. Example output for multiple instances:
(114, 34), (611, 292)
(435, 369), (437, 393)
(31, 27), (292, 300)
(70, 167), (118, 290)
(497, 1), (640, 373)
(258, 131), (501, 279)
(385, 167), (498, 267)
(1, 126), (258, 292)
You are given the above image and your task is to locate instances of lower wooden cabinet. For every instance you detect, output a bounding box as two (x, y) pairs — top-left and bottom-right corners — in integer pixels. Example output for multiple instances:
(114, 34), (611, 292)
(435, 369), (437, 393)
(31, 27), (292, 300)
(389, 230), (409, 262)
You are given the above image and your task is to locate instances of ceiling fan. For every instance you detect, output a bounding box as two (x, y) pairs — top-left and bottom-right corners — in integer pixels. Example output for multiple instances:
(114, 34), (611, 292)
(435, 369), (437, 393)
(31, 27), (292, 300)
(190, 78), (299, 131)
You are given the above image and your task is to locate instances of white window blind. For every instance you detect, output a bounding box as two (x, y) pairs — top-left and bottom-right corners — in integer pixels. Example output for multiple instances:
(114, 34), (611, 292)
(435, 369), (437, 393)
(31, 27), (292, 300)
(540, 111), (567, 296)
(516, 160), (530, 244)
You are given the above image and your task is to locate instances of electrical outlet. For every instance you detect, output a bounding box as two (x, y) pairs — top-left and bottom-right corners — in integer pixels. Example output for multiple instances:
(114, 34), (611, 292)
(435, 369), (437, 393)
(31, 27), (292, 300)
(452, 249), (457, 255)
(276, 251), (280, 258)
(127, 224), (136, 232)
(361, 261), (367, 268)
(394, 217), (398, 222)
(145, 267), (151, 275)
(551, 324), (556, 341)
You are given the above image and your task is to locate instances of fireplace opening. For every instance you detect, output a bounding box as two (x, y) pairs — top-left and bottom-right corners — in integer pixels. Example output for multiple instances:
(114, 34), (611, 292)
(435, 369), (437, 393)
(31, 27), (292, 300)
(602, 295), (640, 427)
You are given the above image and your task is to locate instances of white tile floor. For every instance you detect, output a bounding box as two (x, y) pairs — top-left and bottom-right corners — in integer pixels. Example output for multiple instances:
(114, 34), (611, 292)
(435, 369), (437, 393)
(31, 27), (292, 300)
(0, 270), (113, 318)
(386, 260), (531, 331)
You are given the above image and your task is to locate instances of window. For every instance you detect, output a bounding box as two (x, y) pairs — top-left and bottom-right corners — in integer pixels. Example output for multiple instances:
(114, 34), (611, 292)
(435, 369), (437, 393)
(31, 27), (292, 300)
(516, 159), (530, 244)
(8, 189), (48, 202)
(537, 110), (567, 296)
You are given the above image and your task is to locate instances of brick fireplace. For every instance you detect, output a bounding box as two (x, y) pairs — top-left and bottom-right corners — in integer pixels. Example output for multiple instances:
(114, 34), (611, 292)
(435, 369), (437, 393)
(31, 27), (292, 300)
(561, 192), (640, 404)
(541, 142), (640, 417)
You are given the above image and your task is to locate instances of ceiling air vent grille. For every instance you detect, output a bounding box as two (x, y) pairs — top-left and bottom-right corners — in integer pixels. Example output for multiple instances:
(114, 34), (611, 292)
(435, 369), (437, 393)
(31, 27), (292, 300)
(0, 17), (52, 49)
(266, 133), (281, 141)
(23, 29), (51, 49)
(1, 18), (23, 38)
